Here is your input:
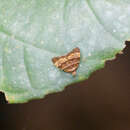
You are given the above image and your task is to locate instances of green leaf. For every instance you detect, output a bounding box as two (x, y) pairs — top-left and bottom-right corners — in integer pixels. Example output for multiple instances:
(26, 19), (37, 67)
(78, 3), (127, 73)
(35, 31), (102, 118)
(0, 0), (129, 103)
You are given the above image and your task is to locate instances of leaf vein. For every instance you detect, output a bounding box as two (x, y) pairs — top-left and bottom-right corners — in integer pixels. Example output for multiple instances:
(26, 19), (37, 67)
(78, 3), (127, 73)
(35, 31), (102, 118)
(23, 47), (35, 89)
(0, 26), (58, 55)
(86, 0), (122, 42)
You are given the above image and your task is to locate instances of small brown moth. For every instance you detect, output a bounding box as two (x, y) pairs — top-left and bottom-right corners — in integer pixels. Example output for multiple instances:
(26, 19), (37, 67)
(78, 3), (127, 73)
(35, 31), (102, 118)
(52, 47), (80, 76)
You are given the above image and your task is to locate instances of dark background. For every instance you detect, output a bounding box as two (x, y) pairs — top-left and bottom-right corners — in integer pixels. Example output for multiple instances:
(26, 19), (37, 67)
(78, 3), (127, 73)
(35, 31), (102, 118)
(0, 42), (130, 130)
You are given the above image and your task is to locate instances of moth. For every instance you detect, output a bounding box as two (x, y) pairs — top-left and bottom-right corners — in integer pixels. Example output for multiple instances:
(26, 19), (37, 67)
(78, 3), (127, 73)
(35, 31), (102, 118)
(52, 47), (80, 76)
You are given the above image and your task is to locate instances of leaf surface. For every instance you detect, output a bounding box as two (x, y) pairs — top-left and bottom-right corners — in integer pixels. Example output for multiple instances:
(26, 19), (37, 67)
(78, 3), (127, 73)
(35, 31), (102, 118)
(0, 0), (129, 103)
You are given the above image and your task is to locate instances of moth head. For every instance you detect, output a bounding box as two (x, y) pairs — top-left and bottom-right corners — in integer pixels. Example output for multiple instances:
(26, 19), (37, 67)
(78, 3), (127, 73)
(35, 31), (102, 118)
(52, 57), (59, 64)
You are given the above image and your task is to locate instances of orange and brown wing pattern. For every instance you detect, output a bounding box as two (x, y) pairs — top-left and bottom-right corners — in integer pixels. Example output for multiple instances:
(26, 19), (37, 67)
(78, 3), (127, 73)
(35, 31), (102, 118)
(52, 47), (80, 76)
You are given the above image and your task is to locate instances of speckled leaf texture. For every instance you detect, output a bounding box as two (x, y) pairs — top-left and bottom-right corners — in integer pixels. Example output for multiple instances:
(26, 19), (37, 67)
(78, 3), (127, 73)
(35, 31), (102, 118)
(0, 0), (129, 103)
